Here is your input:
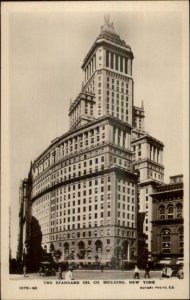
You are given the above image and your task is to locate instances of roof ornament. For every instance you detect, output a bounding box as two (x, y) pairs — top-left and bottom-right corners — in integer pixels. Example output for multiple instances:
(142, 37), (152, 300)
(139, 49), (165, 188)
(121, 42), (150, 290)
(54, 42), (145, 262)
(141, 99), (144, 109)
(104, 14), (110, 25)
(101, 13), (114, 32)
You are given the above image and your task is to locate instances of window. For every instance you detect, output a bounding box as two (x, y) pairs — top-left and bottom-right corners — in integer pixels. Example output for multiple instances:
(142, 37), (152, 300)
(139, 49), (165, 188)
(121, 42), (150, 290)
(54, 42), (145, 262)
(161, 229), (171, 253)
(107, 229), (110, 235)
(167, 205), (174, 219)
(159, 205), (165, 220)
(176, 203), (182, 218)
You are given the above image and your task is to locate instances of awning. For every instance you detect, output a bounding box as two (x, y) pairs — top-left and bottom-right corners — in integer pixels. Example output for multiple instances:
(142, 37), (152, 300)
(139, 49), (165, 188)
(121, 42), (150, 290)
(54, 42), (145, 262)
(99, 259), (110, 263)
(176, 259), (183, 264)
(159, 260), (171, 264)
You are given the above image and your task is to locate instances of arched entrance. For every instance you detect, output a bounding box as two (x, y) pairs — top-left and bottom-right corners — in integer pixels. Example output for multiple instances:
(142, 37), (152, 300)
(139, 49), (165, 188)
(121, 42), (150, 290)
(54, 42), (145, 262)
(63, 242), (69, 259)
(122, 240), (128, 260)
(95, 240), (103, 260)
(77, 241), (85, 259)
(86, 247), (92, 259)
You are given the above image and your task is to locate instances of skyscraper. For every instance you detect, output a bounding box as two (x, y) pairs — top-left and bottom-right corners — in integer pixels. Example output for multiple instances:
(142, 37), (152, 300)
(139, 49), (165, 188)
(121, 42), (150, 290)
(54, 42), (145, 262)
(30, 16), (138, 263)
(18, 16), (165, 265)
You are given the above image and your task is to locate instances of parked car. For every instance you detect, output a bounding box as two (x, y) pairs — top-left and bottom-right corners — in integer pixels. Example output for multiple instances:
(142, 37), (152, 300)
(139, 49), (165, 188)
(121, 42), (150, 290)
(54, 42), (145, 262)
(39, 262), (56, 276)
(161, 267), (173, 278)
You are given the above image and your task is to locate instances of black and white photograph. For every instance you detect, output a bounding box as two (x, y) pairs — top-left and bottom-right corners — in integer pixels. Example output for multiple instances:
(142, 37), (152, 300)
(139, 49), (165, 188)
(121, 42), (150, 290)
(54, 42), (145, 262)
(1, 1), (189, 299)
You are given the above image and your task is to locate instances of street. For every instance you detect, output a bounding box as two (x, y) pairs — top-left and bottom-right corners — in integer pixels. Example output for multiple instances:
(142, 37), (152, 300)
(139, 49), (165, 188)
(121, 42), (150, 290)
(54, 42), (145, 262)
(10, 269), (166, 281)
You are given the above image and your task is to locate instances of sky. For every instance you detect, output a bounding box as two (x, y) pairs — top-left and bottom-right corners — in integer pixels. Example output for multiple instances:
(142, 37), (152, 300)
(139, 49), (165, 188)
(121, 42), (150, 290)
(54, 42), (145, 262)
(3, 1), (187, 258)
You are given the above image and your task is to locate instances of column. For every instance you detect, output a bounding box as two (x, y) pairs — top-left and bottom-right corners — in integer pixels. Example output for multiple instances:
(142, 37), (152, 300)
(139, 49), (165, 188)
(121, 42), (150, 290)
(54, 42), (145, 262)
(64, 141), (67, 156)
(155, 148), (157, 163)
(127, 240), (130, 261)
(61, 144), (64, 158)
(67, 140), (70, 155)
(55, 147), (58, 161)
(91, 59), (93, 75)
(115, 128), (118, 145)
(153, 146), (155, 161)
(120, 130), (123, 147)
(123, 57), (125, 73)
(91, 56), (94, 74)
(105, 124), (109, 142)
(128, 59), (131, 75)
(77, 135), (80, 150)
(83, 132), (85, 149)
(150, 146), (152, 160)
(160, 150), (163, 164)
(57, 146), (60, 160)
(71, 138), (74, 153)
(89, 63), (91, 78)
(92, 58), (94, 74)
(108, 52), (111, 68)
(118, 56), (120, 72)
(99, 125), (102, 144)
(109, 125), (114, 144)
(125, 133), (128, 149)
(87, 66), (89, 81)
(113, 53), (116, 70)
(128, 133), (131, 149)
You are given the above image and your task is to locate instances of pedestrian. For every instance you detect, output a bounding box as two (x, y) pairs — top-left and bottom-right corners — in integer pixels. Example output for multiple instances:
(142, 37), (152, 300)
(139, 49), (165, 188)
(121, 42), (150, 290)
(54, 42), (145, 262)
(177, 267), (184, 279)
(144, 264), (150, 278)
(39, 266), (43, 276)
(23, 265), (27, 277)
(160, 266), (167, 278)
(65, 267), (74, 280)
(134, 265), (140, 279)
(101, 265), (104, 272)
(58, 267), (62, 279)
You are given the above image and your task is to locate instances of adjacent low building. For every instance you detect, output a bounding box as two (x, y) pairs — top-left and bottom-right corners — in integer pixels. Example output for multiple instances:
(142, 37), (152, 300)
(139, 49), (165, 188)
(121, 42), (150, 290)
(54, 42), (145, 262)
(151, 175), (183, 264)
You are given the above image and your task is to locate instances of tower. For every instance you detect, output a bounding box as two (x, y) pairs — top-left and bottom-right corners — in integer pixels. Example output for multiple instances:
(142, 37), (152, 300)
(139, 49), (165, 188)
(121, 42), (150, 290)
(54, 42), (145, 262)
(131, 103), (165, 255)
(69, 15), (134, 129)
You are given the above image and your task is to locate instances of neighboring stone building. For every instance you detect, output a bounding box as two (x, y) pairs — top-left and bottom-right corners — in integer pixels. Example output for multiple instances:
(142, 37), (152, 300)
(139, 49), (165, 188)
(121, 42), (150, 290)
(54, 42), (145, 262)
(16, 178), (29, 263)
(131, 102), (165, 255)
(151, 175), (183, 264)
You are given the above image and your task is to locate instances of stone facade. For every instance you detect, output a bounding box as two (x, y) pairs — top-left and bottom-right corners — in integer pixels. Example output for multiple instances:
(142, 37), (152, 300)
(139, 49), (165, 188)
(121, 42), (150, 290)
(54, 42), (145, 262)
(151, 175), (183, 263)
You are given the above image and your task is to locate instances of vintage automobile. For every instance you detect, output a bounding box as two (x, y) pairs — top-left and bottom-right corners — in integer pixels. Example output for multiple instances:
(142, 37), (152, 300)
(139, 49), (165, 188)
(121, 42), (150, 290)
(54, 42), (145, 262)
(39, 262), (56, 276)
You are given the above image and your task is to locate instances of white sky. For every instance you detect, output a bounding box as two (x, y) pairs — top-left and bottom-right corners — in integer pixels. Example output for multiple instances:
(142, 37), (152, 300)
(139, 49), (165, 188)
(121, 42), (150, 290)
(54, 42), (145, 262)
(3, 1), (187, 258)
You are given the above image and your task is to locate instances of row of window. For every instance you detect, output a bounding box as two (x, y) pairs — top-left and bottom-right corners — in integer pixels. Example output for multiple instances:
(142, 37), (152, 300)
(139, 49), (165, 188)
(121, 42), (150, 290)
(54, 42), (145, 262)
(161, 228), (183, 254)
(50, 227), (135, 242)
(33, 125), (106, 177)
(159, 204), (183, 219)
(106, 50), (131, 75)
(34, 155), (132, 195)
